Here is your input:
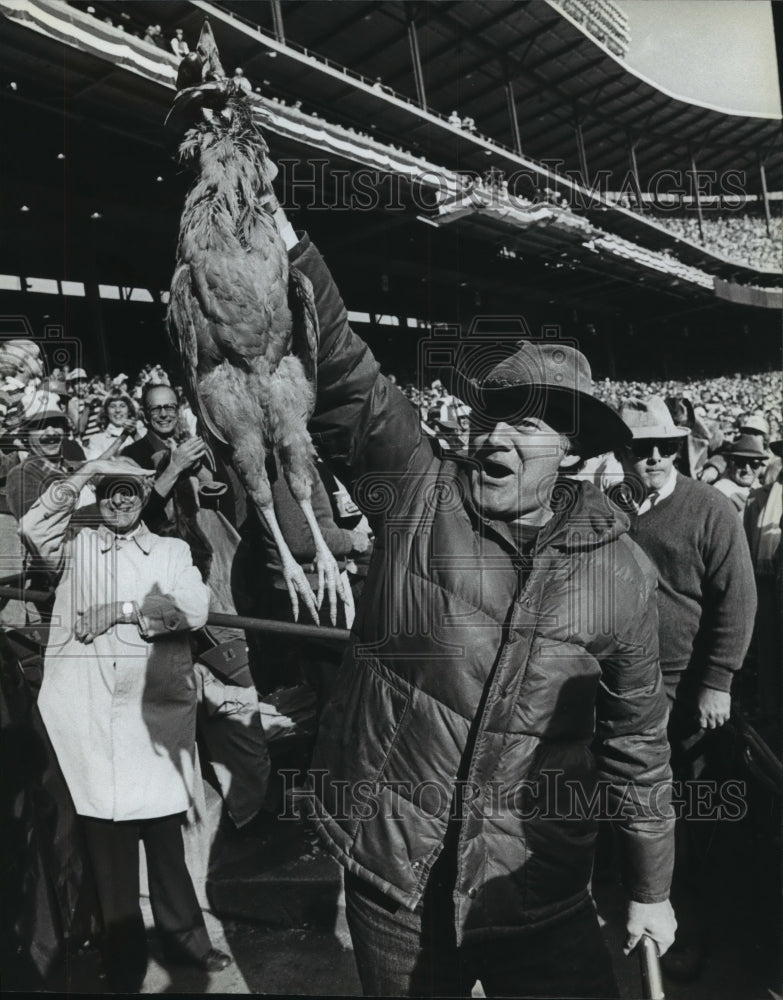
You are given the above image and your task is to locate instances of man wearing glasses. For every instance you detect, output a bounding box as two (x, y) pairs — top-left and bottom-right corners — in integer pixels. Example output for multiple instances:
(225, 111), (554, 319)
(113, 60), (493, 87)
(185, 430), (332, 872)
(121, 383), (211, 535)
(619, 395), (756, 983)
(713, 433), (769, 513)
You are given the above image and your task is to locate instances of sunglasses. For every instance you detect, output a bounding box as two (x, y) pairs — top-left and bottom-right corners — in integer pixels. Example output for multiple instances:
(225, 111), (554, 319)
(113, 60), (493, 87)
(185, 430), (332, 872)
(630, 439), (680, 459)
(148, 404), (177, 416)
(730, 457), (765, 470)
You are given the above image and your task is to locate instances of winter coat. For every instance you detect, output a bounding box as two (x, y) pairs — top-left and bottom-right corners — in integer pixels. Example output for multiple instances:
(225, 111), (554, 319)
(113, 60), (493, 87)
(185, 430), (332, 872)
(294, 235), (673, 943)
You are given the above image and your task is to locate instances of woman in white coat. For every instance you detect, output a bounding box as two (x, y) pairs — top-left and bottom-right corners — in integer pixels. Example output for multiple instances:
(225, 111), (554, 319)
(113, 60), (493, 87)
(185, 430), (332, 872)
(21, 456), (232, 991)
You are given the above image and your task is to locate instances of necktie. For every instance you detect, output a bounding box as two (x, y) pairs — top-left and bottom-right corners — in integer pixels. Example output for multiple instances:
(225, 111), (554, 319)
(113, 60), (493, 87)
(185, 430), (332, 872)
(637, 491), (658, 516)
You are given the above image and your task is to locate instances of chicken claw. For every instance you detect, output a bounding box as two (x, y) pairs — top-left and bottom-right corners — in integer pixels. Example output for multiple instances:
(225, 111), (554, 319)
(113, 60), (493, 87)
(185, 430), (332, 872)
(314, 546), (352, 628)
(280, 553), (320, 625)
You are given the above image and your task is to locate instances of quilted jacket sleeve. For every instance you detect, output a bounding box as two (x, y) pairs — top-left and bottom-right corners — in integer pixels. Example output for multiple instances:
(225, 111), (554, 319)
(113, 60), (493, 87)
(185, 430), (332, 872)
(289, 235), (430, 504)
(593, 536), (674, 903)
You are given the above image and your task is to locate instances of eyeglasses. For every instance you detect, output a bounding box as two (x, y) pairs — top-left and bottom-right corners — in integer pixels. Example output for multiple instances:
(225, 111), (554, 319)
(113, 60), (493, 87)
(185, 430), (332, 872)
(147, 404), (177, 416)
(730, 457), (765, 470)
(630, 439), (680, 459)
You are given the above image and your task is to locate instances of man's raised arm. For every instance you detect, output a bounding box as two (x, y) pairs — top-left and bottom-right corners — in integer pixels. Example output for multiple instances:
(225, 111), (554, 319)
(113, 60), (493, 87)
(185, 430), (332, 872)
(274, 207), (426, 495)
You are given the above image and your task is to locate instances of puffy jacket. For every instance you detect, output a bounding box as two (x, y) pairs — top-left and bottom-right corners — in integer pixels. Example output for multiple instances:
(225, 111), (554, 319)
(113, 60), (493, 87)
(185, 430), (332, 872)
(293, 235), (674, 943)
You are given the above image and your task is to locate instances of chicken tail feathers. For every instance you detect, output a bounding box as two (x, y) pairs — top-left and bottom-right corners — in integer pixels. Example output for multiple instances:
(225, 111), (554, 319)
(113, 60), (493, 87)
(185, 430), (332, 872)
(288, 267), (319, 393)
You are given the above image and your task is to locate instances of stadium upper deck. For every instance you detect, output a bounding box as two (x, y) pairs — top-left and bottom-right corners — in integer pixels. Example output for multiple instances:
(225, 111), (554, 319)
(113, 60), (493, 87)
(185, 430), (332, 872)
(0, 0), (780, 365)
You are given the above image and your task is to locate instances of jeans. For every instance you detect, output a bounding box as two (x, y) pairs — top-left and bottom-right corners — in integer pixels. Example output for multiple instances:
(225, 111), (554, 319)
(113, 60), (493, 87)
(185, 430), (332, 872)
(345, 864), (620, 998)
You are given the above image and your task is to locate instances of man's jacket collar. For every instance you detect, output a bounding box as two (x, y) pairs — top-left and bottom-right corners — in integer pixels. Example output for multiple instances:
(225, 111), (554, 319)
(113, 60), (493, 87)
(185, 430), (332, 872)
(97, 522), (153, 554)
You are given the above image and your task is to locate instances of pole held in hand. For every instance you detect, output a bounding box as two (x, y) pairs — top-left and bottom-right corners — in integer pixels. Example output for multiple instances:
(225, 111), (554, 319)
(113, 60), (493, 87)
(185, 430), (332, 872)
(637, 934), (665, 999)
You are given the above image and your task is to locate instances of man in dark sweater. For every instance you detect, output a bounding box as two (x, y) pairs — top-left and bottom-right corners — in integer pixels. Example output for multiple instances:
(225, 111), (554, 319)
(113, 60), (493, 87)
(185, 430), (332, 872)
(620, 396), (756, 713)
(619, 395), (756, 983)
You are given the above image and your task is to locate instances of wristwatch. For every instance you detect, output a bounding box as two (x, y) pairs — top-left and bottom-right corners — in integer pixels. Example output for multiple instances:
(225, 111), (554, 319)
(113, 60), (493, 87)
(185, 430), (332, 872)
(121, 601), (135, 624)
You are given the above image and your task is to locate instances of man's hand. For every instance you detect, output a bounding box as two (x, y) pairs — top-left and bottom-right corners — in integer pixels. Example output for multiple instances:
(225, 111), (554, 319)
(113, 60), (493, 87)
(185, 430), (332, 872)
(624, 899), (677, 957)
(74, 602), (124, 643)
(168, 437), (208, 476)
(348, 529), (371, 555)
(696, 686), (731, 729)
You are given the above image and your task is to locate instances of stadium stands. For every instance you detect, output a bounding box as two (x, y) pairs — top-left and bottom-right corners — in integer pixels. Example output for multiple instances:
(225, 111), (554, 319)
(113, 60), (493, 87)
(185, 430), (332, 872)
(549, 0), (630, 58)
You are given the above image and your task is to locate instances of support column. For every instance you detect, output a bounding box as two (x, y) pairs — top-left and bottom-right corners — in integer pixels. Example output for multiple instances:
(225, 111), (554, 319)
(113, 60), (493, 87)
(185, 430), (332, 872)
(574, 108), (589, 186)
(689, 148), (705, 243)
(627, 134), (643, 212)
(506, 80), (522, 156)
(758, 156), (772, 238)
(270, 0), (285, 43)
(406, 9), (427, 109)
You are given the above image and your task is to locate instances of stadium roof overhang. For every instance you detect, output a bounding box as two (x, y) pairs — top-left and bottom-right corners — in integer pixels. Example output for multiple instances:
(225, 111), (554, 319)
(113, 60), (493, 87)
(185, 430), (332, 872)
(173, 0), (783, 192)
(0, 0), (780, 331)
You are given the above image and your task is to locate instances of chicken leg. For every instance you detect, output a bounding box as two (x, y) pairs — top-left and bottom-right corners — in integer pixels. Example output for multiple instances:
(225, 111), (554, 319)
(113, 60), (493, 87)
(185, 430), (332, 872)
(298, 497), (354, 629)
(258, 502), (320, 625)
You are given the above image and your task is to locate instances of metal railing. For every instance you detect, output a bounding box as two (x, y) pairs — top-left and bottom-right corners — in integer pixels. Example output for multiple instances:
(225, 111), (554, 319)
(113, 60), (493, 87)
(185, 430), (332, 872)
(0, 579), (350, 643)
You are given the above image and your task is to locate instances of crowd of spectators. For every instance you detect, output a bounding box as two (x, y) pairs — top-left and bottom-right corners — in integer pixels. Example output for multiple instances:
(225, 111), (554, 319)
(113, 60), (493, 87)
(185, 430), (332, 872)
(1, 339), (779, 699)
(655, 213), (783, 272)
(400, 368), (781, 451)
(550, 0), (630, 58)
(0, 341), (373, 686)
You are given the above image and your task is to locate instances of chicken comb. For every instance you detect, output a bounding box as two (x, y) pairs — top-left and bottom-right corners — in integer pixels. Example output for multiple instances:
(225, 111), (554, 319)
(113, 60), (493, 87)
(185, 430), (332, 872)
(197, 20), (226, 82)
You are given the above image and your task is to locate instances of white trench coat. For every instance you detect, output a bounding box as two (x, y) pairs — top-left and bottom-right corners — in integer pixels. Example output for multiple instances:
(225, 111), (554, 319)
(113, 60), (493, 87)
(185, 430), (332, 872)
(33, 515), (210, 821)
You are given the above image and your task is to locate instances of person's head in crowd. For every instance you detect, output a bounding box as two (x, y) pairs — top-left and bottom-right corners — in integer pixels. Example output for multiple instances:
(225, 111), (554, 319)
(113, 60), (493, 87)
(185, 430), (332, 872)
(66, 367), (89, 397)
(19, 407), (69, 460)
(43, 376), (71, 407)
(460, 342), (630, 523)
(737, 412), (770, 447)
(720, 434), (767, 489)
(0, 388), (23, 432)
(94, 461), (155, 536)
(100, 391), (136, 430)
(619, 395), (689, 496)
(142, 383), (179, 439)
(0, 339), (44, 384)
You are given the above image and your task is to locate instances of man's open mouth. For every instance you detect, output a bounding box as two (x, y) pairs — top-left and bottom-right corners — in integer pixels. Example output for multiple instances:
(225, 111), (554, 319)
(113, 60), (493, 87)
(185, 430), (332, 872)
(480, 457), (514, 479)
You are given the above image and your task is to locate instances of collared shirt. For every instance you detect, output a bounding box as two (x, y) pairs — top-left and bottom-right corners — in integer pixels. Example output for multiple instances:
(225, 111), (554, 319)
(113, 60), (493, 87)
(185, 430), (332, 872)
(636, 465), (677, 516)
